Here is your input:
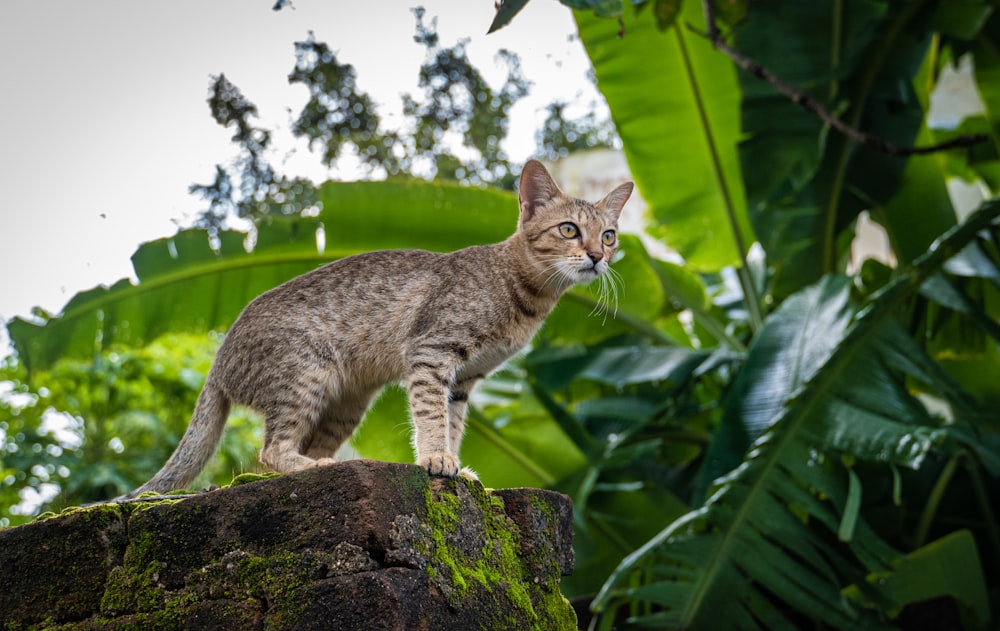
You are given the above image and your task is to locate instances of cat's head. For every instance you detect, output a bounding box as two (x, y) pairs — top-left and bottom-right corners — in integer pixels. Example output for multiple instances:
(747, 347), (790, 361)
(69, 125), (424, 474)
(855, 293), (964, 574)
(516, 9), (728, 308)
(516, 159), (634, 292)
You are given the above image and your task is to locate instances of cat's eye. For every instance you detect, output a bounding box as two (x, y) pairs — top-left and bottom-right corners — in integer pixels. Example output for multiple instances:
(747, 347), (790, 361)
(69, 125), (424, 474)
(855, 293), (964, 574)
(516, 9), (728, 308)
(558, 222), (579, 239)
(601, 230), (616, 246)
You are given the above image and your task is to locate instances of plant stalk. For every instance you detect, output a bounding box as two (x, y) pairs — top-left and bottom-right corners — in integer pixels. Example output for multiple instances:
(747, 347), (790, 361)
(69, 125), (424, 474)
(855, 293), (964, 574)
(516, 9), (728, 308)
(912, 453), (960, 548)
(674, 22), (764, 332)
(822, 0), (926, 273)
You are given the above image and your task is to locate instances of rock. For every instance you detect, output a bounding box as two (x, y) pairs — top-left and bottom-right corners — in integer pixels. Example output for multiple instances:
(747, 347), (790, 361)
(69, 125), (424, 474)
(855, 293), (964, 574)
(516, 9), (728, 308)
(0, 460), (577, 630)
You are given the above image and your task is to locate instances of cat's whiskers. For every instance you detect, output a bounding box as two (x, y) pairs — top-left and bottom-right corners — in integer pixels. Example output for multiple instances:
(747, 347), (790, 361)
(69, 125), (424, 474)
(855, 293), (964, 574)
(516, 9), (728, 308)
(532, 256), (573, 293)
(605, 266), (623, 318)
(531, 253), (622, 322)
(588, 266), (622, 324)
(591, 276), (612, 321)
(539, 266), (569, 293)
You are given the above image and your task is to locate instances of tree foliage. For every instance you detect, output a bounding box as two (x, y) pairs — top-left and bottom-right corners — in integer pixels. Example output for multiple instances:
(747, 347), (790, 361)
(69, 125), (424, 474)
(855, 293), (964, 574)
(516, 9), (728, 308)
(188, 10), (610, 235)
(537, 101), (620, 160)
(188, 74), (318, 232)
(0, 334), (259, 526)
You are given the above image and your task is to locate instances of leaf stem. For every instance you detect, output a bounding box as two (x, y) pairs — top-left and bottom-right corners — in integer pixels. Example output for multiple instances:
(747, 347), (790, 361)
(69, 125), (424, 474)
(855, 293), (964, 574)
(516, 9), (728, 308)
(912, 452), (960, 548)
(690, 304), (747, 353)
(673, 22), (764, 333)
(829, 0), (844, 103)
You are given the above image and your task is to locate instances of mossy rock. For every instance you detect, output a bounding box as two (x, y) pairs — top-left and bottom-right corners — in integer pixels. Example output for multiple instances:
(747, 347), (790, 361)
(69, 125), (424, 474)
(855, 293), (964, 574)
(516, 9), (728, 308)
(0, 460), (575, 630)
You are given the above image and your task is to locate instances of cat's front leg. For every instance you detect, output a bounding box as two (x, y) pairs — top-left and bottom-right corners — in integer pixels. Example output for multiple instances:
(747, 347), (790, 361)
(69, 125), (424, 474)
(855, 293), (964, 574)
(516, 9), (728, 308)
(407, 365), (460, 478)
(447, 374), (483, 481)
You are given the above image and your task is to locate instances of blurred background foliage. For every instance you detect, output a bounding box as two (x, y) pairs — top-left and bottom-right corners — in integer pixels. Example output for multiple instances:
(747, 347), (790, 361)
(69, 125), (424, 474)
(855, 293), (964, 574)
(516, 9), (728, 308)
(0, 334), (259, 510)
(4, 1), (1000, 630)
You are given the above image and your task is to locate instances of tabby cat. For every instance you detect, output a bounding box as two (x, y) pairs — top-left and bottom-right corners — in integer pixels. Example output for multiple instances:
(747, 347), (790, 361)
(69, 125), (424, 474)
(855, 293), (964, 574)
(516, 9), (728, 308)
(125, 160), (633, 497)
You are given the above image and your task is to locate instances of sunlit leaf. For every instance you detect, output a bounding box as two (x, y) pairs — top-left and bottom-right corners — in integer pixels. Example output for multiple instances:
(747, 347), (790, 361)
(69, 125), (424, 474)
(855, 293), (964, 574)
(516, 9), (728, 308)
(576, 2), (754, 271)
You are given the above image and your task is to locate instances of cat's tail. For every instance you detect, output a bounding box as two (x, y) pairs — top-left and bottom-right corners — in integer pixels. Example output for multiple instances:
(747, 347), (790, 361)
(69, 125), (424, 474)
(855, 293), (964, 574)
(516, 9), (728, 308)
(117, 376), (232, 500)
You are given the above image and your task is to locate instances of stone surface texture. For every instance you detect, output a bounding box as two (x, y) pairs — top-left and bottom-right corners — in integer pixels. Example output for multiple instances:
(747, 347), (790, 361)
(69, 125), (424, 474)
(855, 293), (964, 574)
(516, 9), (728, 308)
(0, 460), (576, 630)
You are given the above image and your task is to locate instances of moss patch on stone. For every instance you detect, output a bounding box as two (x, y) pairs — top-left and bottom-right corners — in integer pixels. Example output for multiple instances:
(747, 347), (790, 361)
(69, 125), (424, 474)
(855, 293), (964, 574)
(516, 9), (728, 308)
(33, 500), (125, 523)
(227, 471), (281, 487)
(97, 546), (325, 629)
(193, 549), (317, 627)
(422, 478), (575, 630)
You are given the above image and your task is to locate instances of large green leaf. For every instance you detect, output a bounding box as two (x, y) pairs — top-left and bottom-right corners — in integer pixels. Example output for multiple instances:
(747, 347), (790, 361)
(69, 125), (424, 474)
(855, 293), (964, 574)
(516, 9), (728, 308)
(592, 202), (1000, 629)
(575, 3), (755, 271)
(694, 272), (855, 500)
(7, 180), (517, 373)
(734, 0), (949, 296)
(845, 529), (991, 625)
(878, 126), (958, 264)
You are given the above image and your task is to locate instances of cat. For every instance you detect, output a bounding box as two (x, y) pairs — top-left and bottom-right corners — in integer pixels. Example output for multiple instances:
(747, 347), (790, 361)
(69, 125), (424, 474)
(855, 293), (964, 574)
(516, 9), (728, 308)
(123, 160), (633, 498)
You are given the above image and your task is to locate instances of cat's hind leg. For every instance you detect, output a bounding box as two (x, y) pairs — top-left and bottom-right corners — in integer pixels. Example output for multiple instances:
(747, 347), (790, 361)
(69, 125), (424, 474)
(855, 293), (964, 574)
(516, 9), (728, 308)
(259, 404), (326, 473)
(257, 372), (340, 473)
(303, 389), (376, 461)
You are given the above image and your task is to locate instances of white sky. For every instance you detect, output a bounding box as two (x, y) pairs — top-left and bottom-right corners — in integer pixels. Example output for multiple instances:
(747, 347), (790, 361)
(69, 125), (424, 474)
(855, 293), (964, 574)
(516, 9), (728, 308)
(0, 0), (600, 329)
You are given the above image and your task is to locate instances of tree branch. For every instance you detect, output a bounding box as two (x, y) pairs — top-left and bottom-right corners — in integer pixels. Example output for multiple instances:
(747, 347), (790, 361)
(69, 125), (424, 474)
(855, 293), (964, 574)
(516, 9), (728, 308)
(694, 0), (987, 157)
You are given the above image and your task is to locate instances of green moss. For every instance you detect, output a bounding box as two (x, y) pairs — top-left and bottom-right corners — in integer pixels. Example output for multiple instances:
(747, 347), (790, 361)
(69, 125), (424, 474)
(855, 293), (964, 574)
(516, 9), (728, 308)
(32, 501), (124, 523)
(192, 549), (319, 628)
(227, 472), (281, 487)
(101, 560), (165, 615)
(98, 539), (317, 628)
(399, 465), (433, 505)
(424, 488), (467, 596)
(131, 490), (189, 499)
(421, 479), (569, 629)
(98, 509), (207, 619)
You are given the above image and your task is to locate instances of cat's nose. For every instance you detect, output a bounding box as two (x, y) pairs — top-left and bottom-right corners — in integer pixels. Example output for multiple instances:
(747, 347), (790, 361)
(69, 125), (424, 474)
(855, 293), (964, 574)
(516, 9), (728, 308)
(587, 251), (603, 265)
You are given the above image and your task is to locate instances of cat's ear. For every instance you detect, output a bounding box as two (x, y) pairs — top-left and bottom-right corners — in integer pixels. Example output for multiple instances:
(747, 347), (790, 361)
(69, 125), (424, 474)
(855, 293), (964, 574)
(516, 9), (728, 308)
(518, 160), (564, 223)
(599, 181), (634, 223)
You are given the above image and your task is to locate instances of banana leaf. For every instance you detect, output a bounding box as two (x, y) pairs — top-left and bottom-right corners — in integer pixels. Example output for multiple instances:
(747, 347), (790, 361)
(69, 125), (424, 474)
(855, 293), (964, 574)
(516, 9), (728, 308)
(575, 2), (755, 272)
(591, 201), (1000, 629)
(734, 0), (958, 296)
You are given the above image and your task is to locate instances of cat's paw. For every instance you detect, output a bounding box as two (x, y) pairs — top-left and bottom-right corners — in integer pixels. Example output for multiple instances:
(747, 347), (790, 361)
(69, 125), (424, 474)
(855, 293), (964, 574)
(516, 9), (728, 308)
(418, 453), (459, 478)
(314, 457), (337, 467)
(458, 466), (479, 482)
